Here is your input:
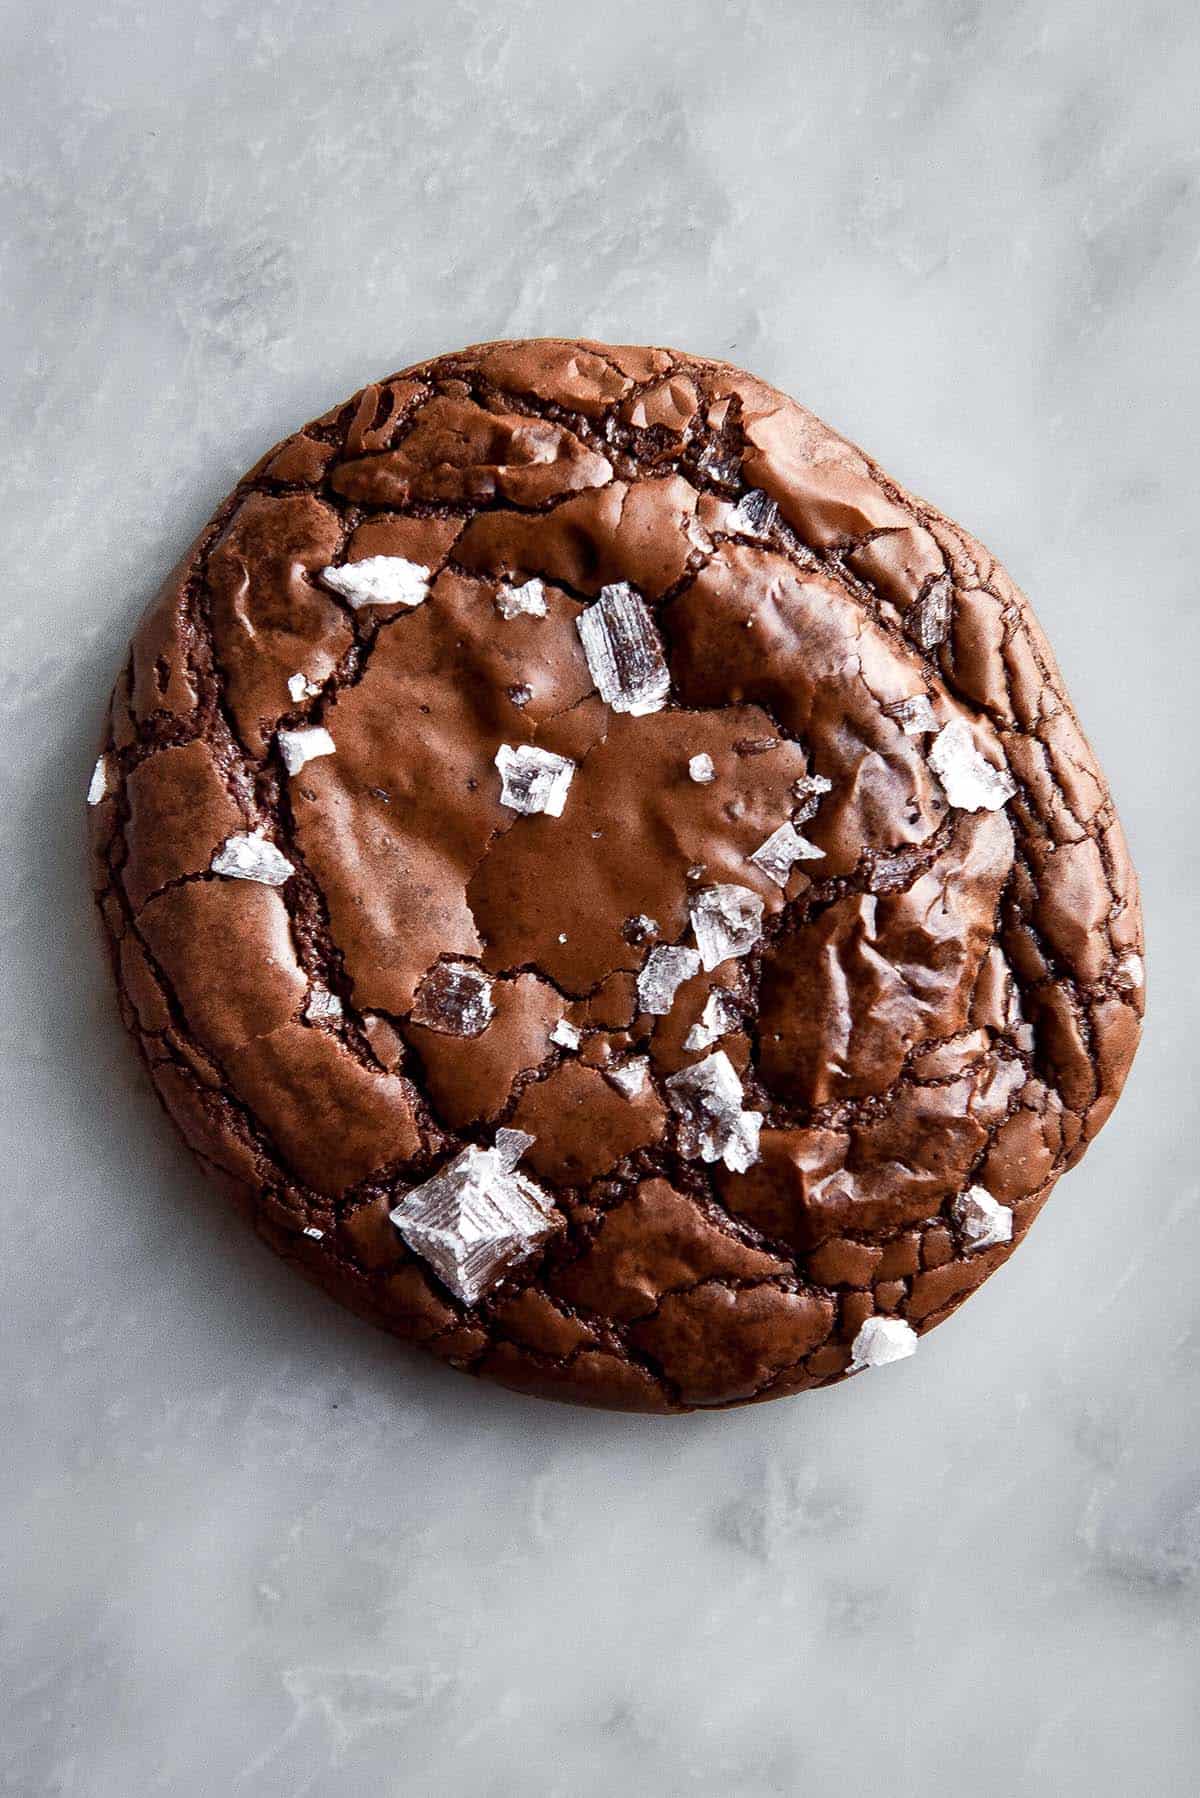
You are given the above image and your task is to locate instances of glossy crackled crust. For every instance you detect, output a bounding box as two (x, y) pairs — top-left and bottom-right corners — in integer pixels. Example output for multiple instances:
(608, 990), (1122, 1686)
(89, 338), (1144, 1413)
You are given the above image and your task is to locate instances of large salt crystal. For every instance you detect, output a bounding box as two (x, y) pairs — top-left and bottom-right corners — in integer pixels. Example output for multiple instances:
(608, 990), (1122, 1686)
(689, 885), (764, 971)
(950, 1184), (1013, 1254)
(550, 1018), (582, 1051)
(885, 694), (938, 737)
(605, 1056), (650, 1099)
(906, 574), (952, 649)
(683, 989), (743, 1053)
(637, 945), (701, 1016)
(495, 578), (547, 619)
(390, 1134), (558, 1305)
(87, 755), (110, 806)
(321, 555), (430, 609)
(749, 821), (825, 887)
(304, 986), (343, 1022)
(210, 830), (295, 887)
(664, 1050), (762, 1172)
(849, 1315), (918, 1372)
(494, 743), (576, 817)
(411, 961), (494, 1037)
(928, 717), (1016, 812)
(791, 772), (833, 825)
(688, 753), (716, 784)
(729, 488), (779, 539)
(1113, 952), (1144, 993)
(276, 725), (335, 775)
(287, 671), (322, 702)
(576, 582), (670, 716)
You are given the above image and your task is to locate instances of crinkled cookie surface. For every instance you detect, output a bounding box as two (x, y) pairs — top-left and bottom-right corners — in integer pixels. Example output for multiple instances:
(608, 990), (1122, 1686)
(88, 339), (1144, 1412)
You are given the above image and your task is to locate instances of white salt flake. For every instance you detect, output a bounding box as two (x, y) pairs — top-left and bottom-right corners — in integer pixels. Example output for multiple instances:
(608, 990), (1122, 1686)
(637, 944), (701, 1016)
(951, 1184), (1013, 1254)
(906, 575), (952, 649)
(390, 1137), (558, 1305)
(749, 821), (825, 887)
(495, 578), (547, 619)
(304, 986), (343, 1022)
(885, 693), (938, 736)
(211, 830), (294, 886)
(411, 961), (494, 1037)
(605, 1057), (650, 1099)
(688, 753), (716, 784)
(87, 755), (110, 806)
(792, 772), (833, 825)
(576, 582), (671, 716)
(729, 488), (779, 538)
(665, 1050), (762, 1172)
(287, 671), (322, 702)
(494, 743), (576, 817)
(321, 555), (430, 610)
(683, 989), (743, 1053)
(689, 885), (764, 971)
(277, 725), (335, 775)
(849, 1315), (918, 1372)
(550, 1018), (582, 1052)
(928, 717), (1017, 812)
(302, 1225), (325, 1240)
(1113, 952), (1144, 993)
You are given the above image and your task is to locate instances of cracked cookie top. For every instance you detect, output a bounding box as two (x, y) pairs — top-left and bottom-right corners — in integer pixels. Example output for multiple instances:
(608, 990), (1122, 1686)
(88, 338), (1144, 1413)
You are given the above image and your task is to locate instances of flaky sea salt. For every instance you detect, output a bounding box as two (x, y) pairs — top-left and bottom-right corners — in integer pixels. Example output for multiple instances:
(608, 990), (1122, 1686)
(951, 1185), (1013, 1254)
(749, 821), (825, 887)
(87, 755), (110, 806)
(729, 488), (779, 539)
(495, 578), (548, 619)
(410, 961), (494, 1037)
(321, 555), (430, 610)
(287, 672), (322, 702)
(210, 830), (294, 887)
(906, 575), (952, 650)
(637, 945), (701, 1016)
(277, 725), (335, 775)
(576, 582), (671, 716)
(689, 885), (764, 971)
(304, 986), (343, 1022)
(849, 1315), (918, 1372)
(550, 1018), (582, 1051)
(494, 743), (576, 817)
(664, 1050), (762, 1172)
(885, 694), (938, 736)
(683, 989), (742, 1053)
(688, 753), (716, 784)
(390, 1133), (558, 1305)
(928, 717), (1016, 812)
(1113, 952), (1144, 993)
(302, 1225), (325, 1240)
(605, 1057), (650, 1099)
(791, 772), (833, 824)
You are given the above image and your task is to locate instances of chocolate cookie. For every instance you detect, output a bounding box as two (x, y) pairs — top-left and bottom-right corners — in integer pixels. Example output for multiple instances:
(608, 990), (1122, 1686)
(88, 338), (1144, 1411)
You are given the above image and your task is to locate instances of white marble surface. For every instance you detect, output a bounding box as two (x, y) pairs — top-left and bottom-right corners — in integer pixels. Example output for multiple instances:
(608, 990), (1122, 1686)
(2, 2), (1197, 1792)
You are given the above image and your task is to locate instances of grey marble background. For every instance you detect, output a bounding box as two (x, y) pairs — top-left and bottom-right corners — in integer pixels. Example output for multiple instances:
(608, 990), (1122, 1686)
(2, 1), (1197, 1792)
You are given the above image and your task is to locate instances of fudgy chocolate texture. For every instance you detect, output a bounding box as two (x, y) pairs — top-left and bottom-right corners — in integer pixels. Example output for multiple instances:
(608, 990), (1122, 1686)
(89, 338), (1144, 1412)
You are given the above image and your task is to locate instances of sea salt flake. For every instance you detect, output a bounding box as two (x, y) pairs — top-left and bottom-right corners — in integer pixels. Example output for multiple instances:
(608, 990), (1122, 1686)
(410, 961), (494, 1037)
(211, 831), (294, 887)
(688, 753), (716, 784)
(606, 1057), (649, 1099)
(791, 772), (833, 824)
(928, 717), (1016, 812)
(729, 488), (779, 538)
(304, 986), (343, 1022)
(749, 821), (825, 887)
(885, 694), (938, 736)
(906, 575), (952, 649)
(637, 945), (701, 1016)
(665, 1050), (762, 1172)
(495, 578), (547, 619)
(849, 1315), (918, 1372)
(697, 438), (740, 484)
(390, 1137), (558, 1305)
(87, 755), (110, 806)
(494, 743), (576, 817)
(277, 725), (335, 775)
(576, 582), (671, 716)
(1113, 952), (1144, 993)
(302, 1225), (325, 1240)
(507, 684), (533, 709)
(321, 555), (430, 609)
(287, 672), (322, 702)
(550, 1019), (582, 1051)
(689, 885), (764, 971)
(683, 989), (742, 1053)
(951, 1184), (1013, 1254)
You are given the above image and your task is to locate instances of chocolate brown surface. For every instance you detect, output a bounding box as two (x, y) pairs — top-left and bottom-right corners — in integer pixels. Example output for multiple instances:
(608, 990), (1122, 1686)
(88, 337), (1145, 1412)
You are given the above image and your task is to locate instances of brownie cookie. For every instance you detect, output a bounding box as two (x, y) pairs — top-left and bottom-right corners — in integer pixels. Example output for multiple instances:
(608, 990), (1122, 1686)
(88, 338), (1144, 1412)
